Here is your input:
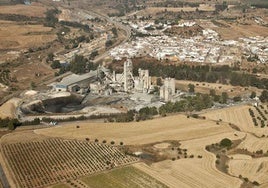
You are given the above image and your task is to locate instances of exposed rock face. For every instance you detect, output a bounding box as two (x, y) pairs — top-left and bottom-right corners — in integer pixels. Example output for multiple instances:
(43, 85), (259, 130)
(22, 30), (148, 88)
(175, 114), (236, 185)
(20, 93), (83, 114)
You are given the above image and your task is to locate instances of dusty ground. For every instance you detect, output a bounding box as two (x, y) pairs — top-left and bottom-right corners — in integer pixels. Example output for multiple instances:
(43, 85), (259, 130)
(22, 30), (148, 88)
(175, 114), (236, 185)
(215, 23), (268, 40)
(0, 98), (21, 118)
(199, 19), (268, 40)
(0, 20), (56, 50)
(0, 3), (47, 18)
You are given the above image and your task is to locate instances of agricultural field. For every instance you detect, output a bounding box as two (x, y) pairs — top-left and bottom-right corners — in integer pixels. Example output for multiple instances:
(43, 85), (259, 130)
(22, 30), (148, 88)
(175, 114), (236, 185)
(35, 114), (234, 145)
(34, 107), (268, 187)
(3, 104), (268, 187)
(228, 157), (268, 184)
(213, 22), (268, 40)
(248, 105), (268, 128)
(203, 104), (268, 135)
(174, 80), (261, 98)
(203, 105), (255, 132)
(133, 132), (245, 188)
(81, 166), (168, 188)
(1, 136), (137, 188)
(237, 134), (268, 153)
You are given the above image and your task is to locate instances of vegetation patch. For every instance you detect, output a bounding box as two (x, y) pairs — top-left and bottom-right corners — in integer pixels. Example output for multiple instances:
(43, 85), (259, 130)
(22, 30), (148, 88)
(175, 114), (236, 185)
(81, 166), (168, 188)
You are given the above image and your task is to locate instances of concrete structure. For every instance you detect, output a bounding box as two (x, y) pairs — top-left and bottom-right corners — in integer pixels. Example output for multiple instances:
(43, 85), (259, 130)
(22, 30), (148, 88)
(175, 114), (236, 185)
(54, 71), (97, 93)
(111, 59), (135, 92)
(160, 78), (175, 101)
(123, 59), (135, 92)
(134, 68), (152, 93)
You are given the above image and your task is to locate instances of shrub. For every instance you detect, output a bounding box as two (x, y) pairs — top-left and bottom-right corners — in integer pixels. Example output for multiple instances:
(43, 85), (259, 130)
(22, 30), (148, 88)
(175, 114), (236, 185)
(220, 138), (232, 147)
(253, 181), (260, 186)
(111, 141), (115, 145)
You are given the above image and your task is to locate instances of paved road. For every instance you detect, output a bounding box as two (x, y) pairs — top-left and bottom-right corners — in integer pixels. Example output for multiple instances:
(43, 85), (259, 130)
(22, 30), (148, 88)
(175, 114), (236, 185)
(80, 9), (132, 63)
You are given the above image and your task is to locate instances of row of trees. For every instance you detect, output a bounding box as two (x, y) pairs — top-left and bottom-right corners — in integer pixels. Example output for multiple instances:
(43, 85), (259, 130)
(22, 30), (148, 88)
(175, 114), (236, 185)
(0, 118), (41, 130)
(132, 62), (268, 90)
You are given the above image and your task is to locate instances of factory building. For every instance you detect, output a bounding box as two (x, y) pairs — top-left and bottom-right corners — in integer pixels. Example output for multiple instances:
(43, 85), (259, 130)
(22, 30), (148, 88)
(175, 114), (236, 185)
(53, 59), (153, 96)
(54, 71), (97, 93)
(134, 69), (152, 93)
(160, 78), (175, 101)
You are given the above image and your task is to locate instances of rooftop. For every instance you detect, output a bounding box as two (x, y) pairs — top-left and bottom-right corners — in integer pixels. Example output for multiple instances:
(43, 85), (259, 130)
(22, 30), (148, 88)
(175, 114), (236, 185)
(57, 70), (97, 87)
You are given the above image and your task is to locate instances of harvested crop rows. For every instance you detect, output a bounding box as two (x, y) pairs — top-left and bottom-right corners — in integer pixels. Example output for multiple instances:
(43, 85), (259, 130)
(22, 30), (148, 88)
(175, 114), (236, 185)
(134, 132), (245, 188)
(203, 105), (255, 131)
(237, 134), (268, 153)
(228, 157), (268, 184)
(2, 139), (138, 188)
(36, 114), (233, 145)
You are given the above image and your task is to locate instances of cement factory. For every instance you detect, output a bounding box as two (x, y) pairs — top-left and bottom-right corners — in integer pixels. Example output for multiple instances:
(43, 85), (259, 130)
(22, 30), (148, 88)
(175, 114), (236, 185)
(17, 59), (179, 121)
(53, 59), (175, 101)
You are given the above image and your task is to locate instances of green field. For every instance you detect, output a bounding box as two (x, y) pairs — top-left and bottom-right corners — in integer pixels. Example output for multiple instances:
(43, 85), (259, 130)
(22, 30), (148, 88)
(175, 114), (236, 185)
(81, 166), (168, 188)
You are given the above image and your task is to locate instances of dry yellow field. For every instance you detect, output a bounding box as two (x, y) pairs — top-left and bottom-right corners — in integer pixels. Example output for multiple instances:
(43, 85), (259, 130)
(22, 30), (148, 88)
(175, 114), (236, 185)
(10, 102), (268, 187)
(228, 157), (268, 184)
(36, 118), (245, 188)
(134, 132), (245, 188)
(260, 182), (268, 188)
(237, 134), (268, 153)
(175, 80), (261, 97)
(214, 23), (268, 40)
(202, 105), (254, 132)
(203, 105), (268, 137)
(36, 114), (234, 145)
(0, 98), (20, 118)
(0, 3), (47, 17)
(0, 20), (56, 50)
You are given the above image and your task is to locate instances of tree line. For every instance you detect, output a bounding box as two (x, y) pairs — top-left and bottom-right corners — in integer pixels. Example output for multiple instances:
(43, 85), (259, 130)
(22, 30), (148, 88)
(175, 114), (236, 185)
(132, 62), (268, 90)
